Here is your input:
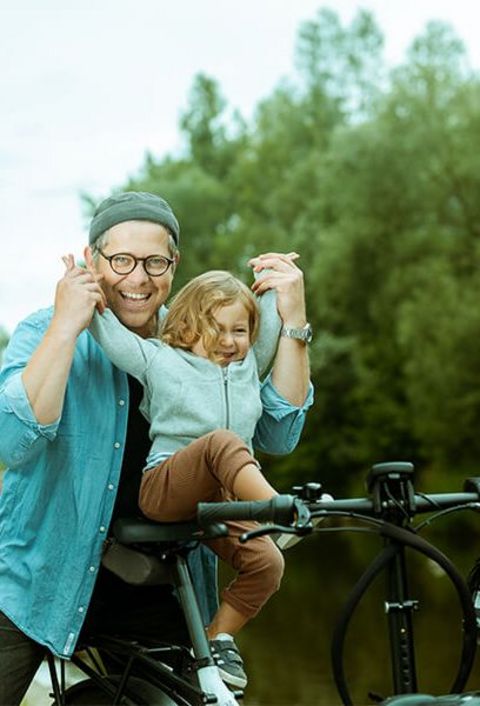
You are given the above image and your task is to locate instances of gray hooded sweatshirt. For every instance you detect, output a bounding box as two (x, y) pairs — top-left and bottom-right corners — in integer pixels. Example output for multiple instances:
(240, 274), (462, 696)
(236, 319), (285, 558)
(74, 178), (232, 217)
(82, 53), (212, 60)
(89, 287), (282, 469)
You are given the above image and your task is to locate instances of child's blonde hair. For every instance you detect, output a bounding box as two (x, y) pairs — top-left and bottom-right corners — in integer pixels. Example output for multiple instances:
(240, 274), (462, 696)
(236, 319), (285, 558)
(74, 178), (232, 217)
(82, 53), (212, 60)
(161, 270), (259, 361)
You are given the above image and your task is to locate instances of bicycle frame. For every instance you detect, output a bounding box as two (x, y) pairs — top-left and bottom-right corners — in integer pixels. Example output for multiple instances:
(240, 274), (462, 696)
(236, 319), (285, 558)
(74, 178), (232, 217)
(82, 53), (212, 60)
(47, 520), (241, 706)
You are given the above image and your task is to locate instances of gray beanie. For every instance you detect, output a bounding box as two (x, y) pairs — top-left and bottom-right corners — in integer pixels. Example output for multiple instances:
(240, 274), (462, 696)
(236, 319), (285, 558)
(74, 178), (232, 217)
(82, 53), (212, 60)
(89, 191), (180, 246)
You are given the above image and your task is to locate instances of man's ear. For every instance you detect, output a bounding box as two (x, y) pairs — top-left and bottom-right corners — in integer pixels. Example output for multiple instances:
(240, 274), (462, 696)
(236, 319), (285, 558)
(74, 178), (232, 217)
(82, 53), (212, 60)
(172, 252), (180, 274)
(84, 246), (96, 271)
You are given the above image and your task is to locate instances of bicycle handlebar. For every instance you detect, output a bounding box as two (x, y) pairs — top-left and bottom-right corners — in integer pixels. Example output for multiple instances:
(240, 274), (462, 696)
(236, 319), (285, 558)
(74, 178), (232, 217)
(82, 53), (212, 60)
(196, 490), (480, 528)
(309, 491), (480, 515)
(197, 494), (297, 527)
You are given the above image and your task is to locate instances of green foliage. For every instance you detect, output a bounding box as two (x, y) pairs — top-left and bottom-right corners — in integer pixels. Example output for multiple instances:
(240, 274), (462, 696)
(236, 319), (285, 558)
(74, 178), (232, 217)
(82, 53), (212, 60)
(398, 263), (480, 469)
(103, 6), (480, 495)
(295, 7), (384, 118)
(0, 326), (8, 367)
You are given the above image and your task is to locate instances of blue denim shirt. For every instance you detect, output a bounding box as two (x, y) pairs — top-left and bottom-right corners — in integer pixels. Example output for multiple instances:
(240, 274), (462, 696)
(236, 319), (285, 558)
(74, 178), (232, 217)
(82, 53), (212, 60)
(0, 307), (313, 658)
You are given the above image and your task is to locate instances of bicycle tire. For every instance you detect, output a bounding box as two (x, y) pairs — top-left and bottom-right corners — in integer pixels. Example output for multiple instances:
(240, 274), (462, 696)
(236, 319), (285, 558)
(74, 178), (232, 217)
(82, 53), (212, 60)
(56, 679), (116, 704)
(51, 675), (184, 705)
(331, 521), (477, 706)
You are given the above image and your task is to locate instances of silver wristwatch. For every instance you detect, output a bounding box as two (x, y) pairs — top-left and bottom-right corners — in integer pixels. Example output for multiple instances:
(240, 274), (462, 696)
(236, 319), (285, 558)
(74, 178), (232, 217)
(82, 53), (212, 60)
(280, 322), (313, 343)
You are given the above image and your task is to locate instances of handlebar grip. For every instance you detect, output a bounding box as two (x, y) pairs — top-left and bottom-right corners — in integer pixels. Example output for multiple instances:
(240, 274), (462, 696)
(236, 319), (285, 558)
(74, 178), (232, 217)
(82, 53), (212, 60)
(197, 495), (297, 527)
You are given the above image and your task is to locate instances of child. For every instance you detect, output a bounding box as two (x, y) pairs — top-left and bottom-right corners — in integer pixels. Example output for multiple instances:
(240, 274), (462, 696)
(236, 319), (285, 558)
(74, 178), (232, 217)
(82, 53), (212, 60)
(85, 265), (298, 689)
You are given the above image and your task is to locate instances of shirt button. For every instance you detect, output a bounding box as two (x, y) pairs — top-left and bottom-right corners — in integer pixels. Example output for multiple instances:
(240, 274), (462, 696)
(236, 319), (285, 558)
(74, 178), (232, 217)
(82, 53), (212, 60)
(99, 526), (106, 533)
(108, 484), (115, 491)
(114, 442), (121, 449)
(118, 399), (125, 406)
(78, 606), (85, 614)
(89, 566), (96, 573)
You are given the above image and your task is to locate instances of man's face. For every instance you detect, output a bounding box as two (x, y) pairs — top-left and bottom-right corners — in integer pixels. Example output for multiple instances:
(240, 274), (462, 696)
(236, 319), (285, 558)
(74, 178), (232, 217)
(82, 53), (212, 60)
(94, 220), (177, 337)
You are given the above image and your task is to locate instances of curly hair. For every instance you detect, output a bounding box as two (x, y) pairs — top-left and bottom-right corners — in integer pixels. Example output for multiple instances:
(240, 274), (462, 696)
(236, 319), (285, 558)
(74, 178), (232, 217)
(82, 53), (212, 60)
(161, 271), (259, 362)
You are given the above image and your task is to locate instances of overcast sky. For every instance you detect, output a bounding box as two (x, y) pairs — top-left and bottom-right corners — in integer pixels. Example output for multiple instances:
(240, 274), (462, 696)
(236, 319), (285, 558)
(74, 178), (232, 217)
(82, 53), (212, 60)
(1, 0), (480, 335)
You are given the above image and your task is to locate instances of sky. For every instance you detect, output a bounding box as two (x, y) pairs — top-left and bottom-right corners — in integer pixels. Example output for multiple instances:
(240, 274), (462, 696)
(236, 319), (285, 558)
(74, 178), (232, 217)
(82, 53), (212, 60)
(1, 0), (480, 335)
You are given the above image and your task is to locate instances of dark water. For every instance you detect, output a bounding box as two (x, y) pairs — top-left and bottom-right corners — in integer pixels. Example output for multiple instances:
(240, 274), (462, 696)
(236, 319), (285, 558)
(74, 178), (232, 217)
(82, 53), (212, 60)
(230, 518), (480, 706)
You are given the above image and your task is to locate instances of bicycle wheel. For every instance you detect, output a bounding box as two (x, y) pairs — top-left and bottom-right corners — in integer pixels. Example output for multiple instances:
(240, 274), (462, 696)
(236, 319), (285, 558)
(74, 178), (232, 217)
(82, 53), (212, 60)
(60, 679), (114, 704)
(53, 675), (183, 705)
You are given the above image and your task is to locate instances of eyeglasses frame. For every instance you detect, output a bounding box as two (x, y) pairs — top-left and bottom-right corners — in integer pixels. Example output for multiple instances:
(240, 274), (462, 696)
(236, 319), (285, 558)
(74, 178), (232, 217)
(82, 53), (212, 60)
(97, 250), (176, 277)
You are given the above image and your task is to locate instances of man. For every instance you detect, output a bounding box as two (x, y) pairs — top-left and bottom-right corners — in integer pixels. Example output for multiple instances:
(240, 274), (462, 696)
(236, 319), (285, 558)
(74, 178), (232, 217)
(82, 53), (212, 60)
(0, 191), (313, 704)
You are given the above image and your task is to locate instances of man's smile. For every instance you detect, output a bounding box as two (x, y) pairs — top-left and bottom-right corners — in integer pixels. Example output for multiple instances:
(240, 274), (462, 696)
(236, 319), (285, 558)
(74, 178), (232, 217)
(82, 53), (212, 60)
(119, 291), (151, 301)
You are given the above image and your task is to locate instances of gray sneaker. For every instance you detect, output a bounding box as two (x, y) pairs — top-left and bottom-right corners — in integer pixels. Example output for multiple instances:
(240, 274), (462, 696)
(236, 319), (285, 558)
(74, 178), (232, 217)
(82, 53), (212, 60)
(210, 634), (247, 689)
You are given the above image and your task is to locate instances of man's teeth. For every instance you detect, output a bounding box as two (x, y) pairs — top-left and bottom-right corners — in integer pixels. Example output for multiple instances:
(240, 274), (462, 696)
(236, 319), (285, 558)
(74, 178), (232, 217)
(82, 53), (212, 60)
(121, 292), (149, 300)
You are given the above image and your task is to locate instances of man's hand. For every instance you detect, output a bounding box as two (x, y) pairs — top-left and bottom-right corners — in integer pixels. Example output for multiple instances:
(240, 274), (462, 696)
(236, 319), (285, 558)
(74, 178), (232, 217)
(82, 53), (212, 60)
(52, 254), (106, 337)
(249, 252), (307, 327)
(21, 254), (106, 426)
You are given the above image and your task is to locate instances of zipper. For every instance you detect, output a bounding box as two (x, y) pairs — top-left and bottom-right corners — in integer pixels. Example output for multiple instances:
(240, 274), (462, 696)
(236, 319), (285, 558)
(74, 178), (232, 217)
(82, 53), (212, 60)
(222, 367), (230, 428)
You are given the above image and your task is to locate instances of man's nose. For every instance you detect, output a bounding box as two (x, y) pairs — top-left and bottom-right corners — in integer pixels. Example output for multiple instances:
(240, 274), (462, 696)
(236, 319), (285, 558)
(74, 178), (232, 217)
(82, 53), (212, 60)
(125, 262), (150, 284)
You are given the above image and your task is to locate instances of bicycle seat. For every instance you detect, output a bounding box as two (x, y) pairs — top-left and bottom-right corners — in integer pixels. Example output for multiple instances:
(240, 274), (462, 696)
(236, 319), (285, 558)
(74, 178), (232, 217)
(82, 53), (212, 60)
(103, 517), (227, 586)
(112, 516), (228, 545)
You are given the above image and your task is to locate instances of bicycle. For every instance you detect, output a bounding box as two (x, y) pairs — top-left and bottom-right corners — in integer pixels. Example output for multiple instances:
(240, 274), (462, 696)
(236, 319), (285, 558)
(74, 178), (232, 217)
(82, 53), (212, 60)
(196, 462), (480, 706)
(46, 461), (480, 706)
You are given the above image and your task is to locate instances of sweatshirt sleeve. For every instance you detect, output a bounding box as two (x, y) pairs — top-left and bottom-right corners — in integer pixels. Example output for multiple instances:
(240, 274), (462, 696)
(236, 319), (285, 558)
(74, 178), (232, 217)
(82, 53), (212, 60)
(252, 270), (281, 378)
(89, 309), (161, 385)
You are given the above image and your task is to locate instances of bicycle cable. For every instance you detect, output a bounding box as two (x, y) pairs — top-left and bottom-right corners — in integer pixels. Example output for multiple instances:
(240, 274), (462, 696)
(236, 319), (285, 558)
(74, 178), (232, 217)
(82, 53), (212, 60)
(415, 502), (480, 532)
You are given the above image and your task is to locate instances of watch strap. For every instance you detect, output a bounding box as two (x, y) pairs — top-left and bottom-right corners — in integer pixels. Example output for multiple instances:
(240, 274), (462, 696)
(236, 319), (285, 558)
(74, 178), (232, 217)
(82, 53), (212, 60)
(280, 322), (312, 343)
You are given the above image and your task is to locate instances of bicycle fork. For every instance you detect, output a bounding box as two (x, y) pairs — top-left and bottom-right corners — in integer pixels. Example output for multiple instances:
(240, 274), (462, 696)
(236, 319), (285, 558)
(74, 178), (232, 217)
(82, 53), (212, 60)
(384, 542), (419, 694)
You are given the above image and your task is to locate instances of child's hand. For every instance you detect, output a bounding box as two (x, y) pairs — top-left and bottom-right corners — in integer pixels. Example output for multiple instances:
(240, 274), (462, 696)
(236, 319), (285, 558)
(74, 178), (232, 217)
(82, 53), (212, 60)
(61, 253), (75, 271)
(84, 248), (107, 314)
(60, 252), (107, 319)
(249, 252), (299, 272)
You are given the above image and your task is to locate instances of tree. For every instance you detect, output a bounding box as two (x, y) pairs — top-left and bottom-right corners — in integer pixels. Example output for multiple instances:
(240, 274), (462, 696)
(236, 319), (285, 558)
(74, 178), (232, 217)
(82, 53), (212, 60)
(0, 327), (9, 366)
(295, 8), (384, 119)
(97, 7), (480, 493)
(179, 73), (246, 180)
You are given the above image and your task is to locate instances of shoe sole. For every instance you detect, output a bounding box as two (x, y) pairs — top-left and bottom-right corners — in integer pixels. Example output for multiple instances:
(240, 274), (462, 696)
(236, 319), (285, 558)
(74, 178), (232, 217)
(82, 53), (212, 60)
(216, 665), (247, 689)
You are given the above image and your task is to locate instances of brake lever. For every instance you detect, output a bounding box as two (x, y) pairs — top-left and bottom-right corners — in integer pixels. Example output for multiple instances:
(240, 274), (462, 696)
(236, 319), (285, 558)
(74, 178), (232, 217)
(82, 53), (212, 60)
(239, 499), (313, 544)
(294, 497), (312, 528)
(239, 524), (297, 543)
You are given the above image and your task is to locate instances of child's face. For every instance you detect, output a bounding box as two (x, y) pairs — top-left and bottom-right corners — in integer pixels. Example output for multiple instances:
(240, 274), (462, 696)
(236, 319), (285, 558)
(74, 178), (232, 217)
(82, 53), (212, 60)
(192, 301), (251, 365)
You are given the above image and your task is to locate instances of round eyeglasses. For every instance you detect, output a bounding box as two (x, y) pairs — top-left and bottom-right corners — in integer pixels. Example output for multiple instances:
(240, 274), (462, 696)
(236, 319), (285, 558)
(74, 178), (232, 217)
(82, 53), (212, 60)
(98, 250), (175, 277)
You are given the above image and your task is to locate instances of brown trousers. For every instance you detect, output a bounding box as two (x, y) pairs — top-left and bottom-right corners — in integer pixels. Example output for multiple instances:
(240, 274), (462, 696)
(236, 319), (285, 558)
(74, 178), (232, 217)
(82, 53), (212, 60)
(139, 429), (285, 619)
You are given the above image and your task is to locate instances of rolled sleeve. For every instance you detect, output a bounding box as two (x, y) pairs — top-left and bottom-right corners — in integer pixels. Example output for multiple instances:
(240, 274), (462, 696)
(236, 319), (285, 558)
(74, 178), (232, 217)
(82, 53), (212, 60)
(0, 372), (59, 467)
(0, 310), (60, 468)
(253, 372), (314, 455)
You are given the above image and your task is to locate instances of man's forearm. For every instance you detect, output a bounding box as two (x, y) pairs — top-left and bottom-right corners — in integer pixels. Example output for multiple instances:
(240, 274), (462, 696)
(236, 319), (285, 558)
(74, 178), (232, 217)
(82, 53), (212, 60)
(21, 322), (77, 425)
(20, 254), (108, 425)
(271, 338), (310, 407)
